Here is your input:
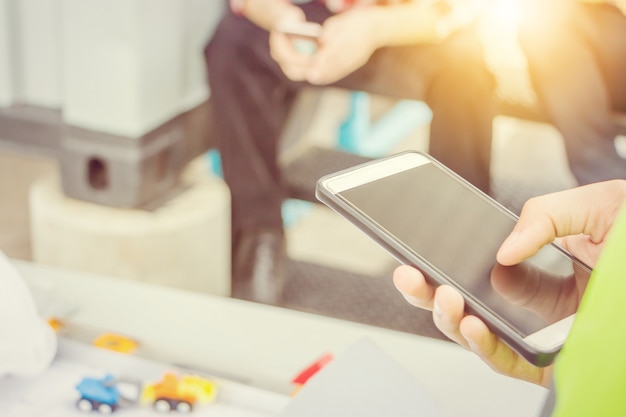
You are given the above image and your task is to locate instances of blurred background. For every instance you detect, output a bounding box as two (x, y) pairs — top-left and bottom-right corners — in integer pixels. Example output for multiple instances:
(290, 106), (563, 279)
(1, 0), (620, 340)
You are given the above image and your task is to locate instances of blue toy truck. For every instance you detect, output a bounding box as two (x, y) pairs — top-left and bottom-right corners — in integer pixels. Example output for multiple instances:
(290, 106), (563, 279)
(76, 374), (141, 413)
(76, 374), (121, 413)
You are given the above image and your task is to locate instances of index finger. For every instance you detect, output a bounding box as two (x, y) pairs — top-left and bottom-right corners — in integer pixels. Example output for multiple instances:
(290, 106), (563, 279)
(496, 180), (626, 265)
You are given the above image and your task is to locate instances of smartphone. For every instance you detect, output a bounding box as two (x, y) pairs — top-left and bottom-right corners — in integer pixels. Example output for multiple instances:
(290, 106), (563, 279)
(316, 151), (592, 367)
(275, 21), (322, 55)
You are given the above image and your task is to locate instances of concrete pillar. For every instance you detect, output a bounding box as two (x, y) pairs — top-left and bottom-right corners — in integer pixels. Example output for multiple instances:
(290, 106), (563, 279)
(58, 0), (188, 207)
(29, 156), (232, 296)
(3, 1), (226, 208)
(181, 0), (226, 110)
(60, 0), (186, 137)
(16, 0), (63, 109)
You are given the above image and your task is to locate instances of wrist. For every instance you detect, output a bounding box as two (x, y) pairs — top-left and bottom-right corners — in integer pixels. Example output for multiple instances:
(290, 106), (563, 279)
(363, 3), (447, 47)
(272, 3), (305, 26)
(366, 6), (395, 49)
(245, 0), (304, 31)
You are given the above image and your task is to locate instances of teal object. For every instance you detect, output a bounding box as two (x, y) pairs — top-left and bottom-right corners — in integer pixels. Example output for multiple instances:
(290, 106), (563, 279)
(206, 148), (223, 178)
(282, 199), (313, 228)
(338, 92), (432, 158)
(338, 91), (371, 153)
(293, 39), (317, 55)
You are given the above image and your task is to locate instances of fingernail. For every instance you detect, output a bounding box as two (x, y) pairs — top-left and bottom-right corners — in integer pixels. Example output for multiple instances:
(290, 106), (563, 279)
(498, 231), (519, 256)
(433, 300), (442, 317)
(502, 231), (519, 248)
(402, 294), (422, 308)
(466, 338), (478, 353)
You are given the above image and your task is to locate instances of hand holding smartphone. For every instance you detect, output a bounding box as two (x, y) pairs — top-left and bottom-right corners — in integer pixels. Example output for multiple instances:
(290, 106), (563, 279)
(316, 151), (592, 367)
(275, 20), (322, 55)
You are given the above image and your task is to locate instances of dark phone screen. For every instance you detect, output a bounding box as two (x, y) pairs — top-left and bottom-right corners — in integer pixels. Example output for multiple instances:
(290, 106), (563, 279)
(339, 162), (582, 337)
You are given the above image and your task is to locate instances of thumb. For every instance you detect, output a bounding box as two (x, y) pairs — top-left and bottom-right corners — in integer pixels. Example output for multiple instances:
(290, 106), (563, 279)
(496, 204), (558, 266)
(497, 180), (626, 265)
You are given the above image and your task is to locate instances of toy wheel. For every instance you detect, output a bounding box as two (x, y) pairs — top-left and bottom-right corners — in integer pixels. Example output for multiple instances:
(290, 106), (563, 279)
(176, 401), (192, 413)
(154, 399), (172, 413)
(98, 403), (114, 414)
(77, 398), (93, 412)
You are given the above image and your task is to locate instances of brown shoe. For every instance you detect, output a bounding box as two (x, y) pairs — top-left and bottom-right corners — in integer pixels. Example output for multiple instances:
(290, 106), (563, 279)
(232, 228), (287, 305)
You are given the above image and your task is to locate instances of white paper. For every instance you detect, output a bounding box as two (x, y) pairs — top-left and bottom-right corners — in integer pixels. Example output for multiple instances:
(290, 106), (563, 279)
(279, 338), (450, 417)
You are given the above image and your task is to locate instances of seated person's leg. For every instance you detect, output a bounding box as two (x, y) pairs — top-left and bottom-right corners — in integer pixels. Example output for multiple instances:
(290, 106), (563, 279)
(519, 2), (626, 185)
(333, 28), (495, 195)
(424, 28), (496, 195)
(204, 4), (331, 303)
(205, 4), (495, 302)
(205, 12), (293, 303)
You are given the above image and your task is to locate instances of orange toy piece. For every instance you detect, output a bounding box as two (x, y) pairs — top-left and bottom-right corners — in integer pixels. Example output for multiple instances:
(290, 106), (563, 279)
(92, 333), (139, 354)
(47, 317), (64, 332)
(142, 372), (218, 413)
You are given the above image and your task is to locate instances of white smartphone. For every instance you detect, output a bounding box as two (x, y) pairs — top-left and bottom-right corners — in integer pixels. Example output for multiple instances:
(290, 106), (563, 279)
(275, 21), (322, 55)
(316, 151), (591, 367)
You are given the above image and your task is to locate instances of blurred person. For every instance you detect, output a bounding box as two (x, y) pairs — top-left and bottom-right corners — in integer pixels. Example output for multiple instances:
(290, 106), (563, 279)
(518, 0), (626, 184)
(0, 250), (57, 377)
(204, 0), (496, 303)
(393, 179), (626, 415)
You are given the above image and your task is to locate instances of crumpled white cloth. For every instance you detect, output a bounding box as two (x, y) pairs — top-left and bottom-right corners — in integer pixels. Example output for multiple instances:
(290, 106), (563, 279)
(0, 251), (57, 377)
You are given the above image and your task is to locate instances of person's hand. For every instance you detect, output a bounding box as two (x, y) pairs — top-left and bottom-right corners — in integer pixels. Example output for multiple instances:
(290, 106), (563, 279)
(393, 180), (626, 387)
(305, 8), (381, 85)
(394, 266), (554, 385)
(268, 8), (314, 82)
(496, 180), (626, 268)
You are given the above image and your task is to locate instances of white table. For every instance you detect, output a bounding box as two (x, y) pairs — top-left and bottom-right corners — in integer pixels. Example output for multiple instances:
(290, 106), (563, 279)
(17, 261), (548, 417)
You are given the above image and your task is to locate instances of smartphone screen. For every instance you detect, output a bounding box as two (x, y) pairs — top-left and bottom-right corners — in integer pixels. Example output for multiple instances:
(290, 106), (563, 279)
(329, 156), (586, 339)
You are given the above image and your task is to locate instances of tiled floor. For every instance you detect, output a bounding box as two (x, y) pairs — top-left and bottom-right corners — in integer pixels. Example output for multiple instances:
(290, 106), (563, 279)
(0, 90), (578, 339)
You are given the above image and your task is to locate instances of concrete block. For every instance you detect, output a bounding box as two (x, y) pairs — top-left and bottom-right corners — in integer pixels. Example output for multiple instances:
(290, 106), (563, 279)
(29, 157), (231, 296)
(59, 118), (186, 208)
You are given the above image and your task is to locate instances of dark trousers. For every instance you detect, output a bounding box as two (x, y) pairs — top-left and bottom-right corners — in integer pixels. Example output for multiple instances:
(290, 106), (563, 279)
(519, 1), (626, 184)
(205, 2), (495, 243)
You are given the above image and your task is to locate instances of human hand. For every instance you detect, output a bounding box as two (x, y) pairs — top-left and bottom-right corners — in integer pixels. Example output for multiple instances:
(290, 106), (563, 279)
(305, 8), (381, 85)
(394, 266), (554, 386)
(393, 180), (626, 386)
(269, 8), (315, 81)
(496, 180), (626, 268)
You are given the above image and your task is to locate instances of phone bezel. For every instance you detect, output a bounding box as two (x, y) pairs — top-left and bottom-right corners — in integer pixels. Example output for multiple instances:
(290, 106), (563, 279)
(316, 151), (591, 366)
